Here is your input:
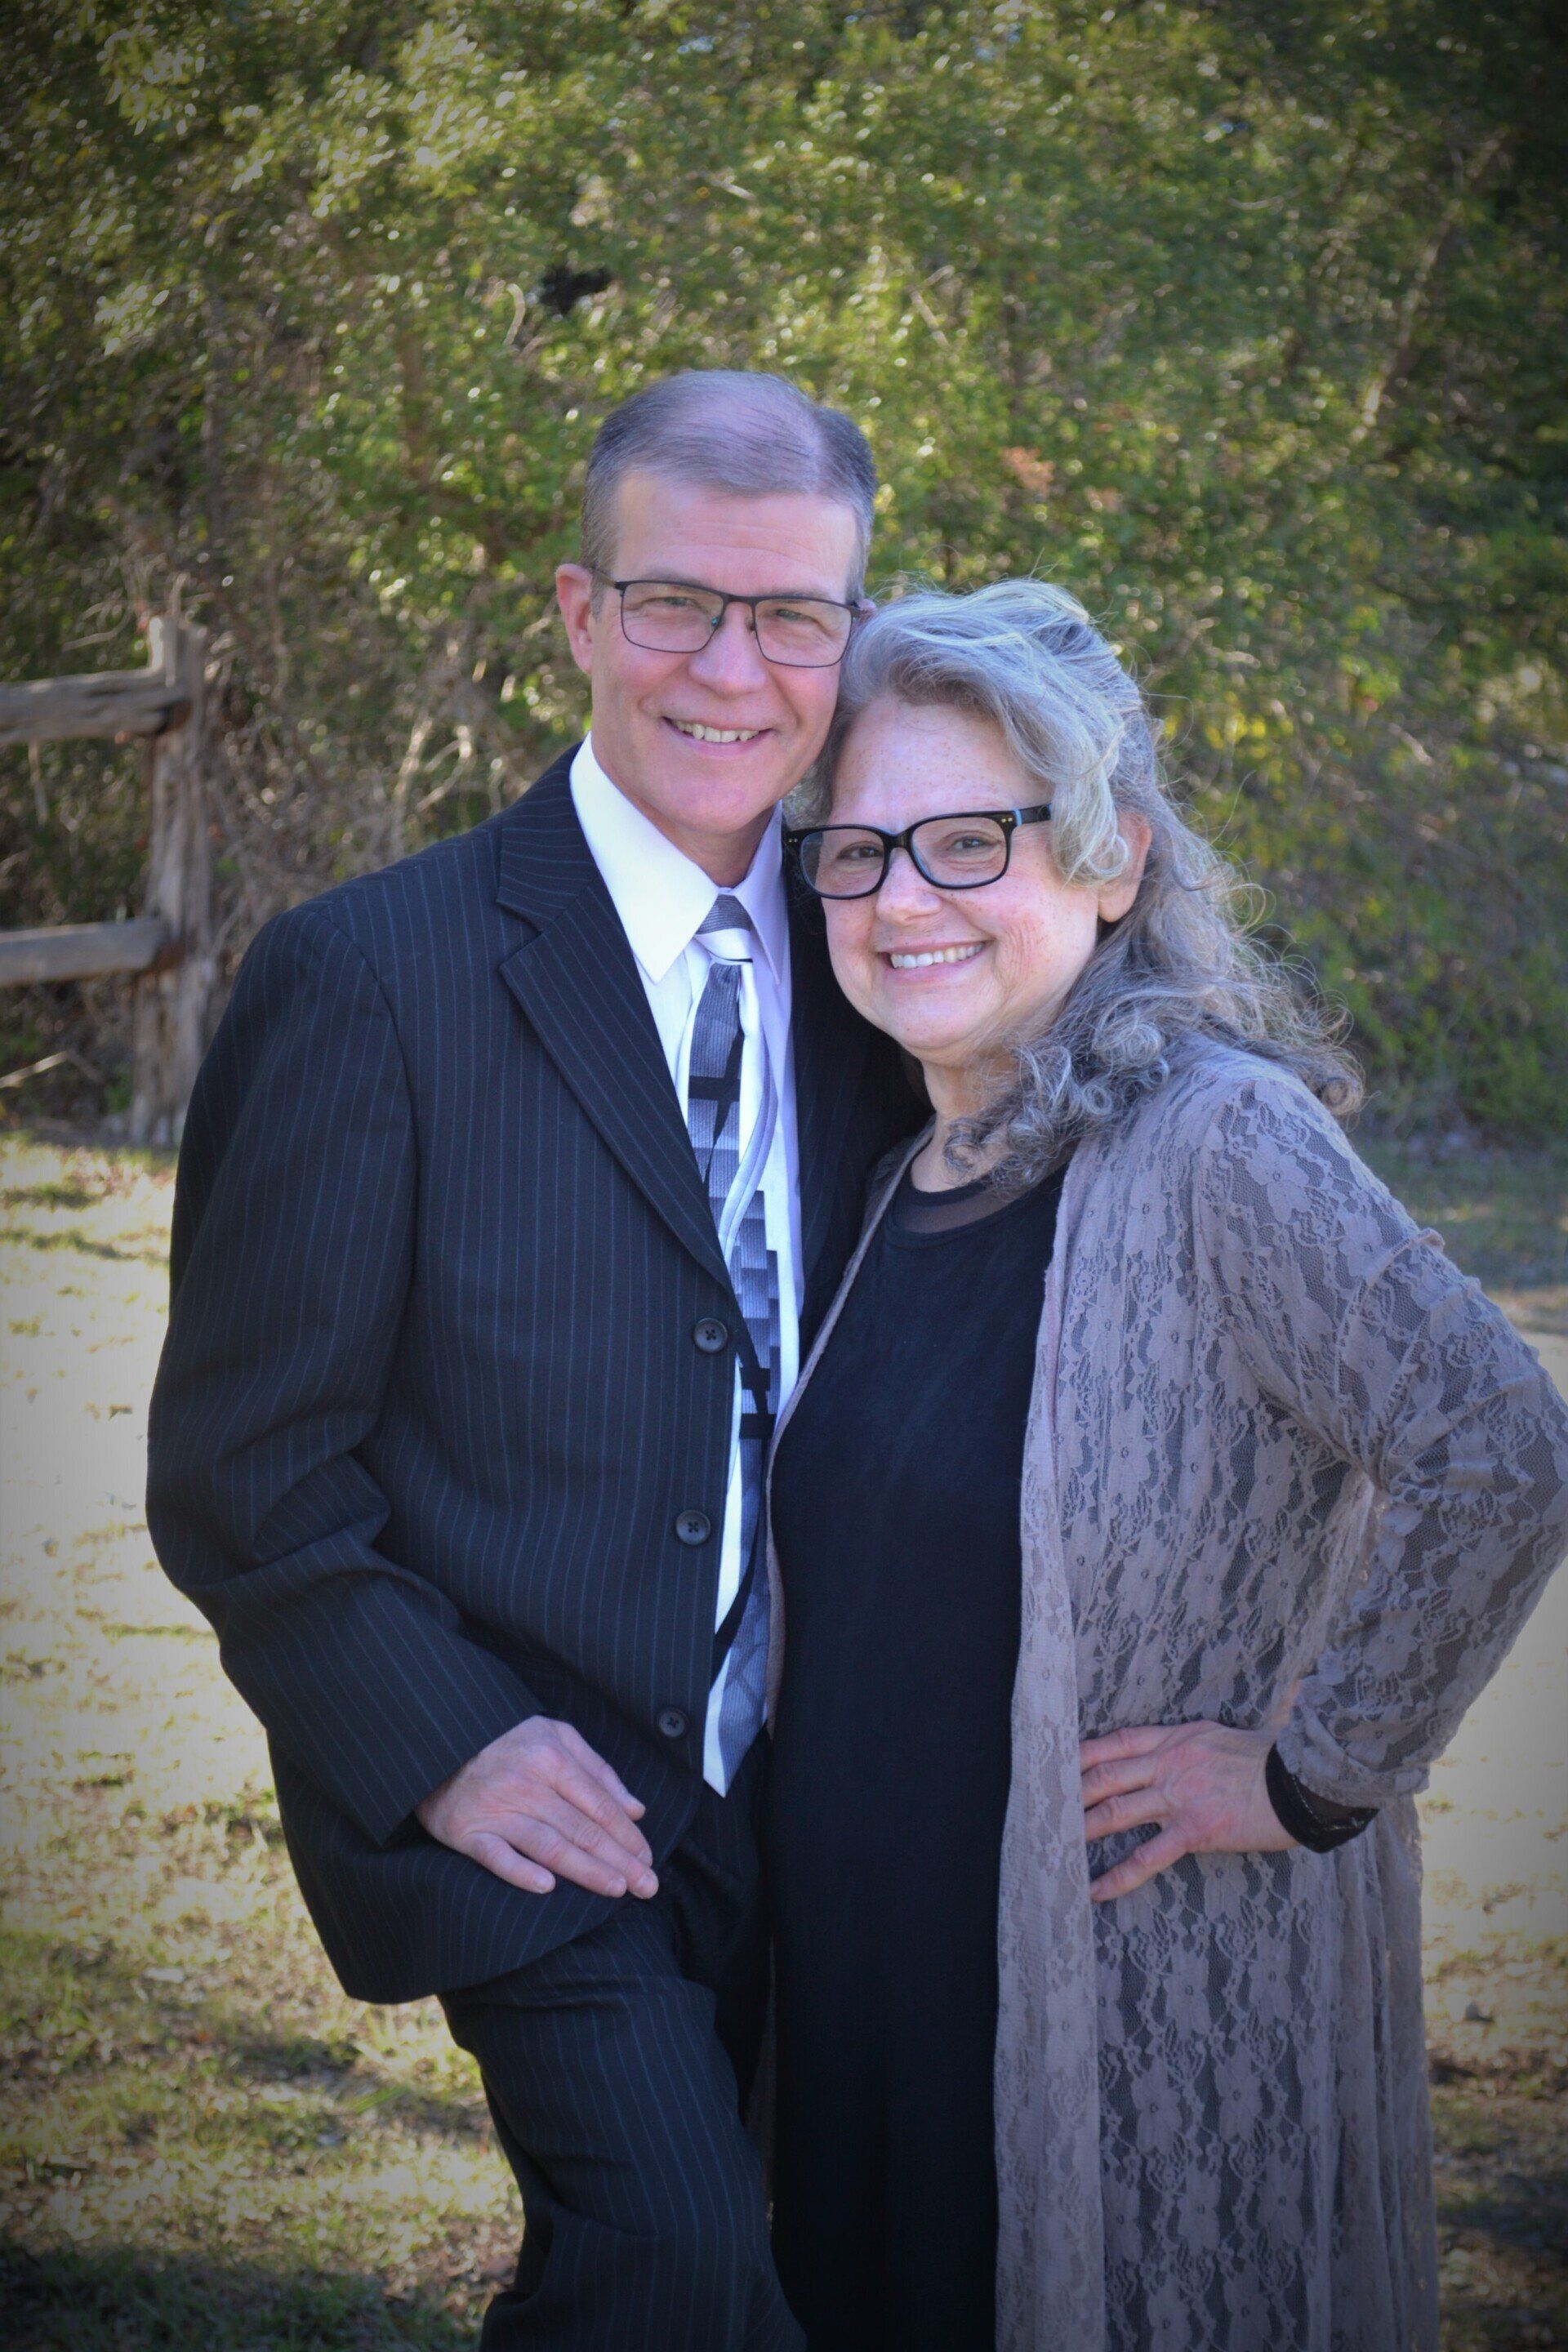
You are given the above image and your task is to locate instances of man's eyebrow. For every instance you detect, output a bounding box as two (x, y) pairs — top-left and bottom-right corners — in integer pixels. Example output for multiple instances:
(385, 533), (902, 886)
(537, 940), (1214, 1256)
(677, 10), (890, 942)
(626, 570), (849, 601)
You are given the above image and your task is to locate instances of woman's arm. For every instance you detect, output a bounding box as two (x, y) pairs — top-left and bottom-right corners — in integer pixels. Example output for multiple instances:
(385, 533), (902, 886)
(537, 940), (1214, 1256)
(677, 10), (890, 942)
(1082, 1072), (1568, 1898)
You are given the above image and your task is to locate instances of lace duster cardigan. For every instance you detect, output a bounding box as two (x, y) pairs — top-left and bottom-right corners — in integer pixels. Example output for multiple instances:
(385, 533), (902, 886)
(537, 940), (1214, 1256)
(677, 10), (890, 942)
(763, 1045), (1568, 2352)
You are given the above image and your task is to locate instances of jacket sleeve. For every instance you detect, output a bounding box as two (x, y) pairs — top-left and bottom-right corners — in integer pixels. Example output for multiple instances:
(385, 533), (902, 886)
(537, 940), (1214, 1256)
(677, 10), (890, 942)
(147, 902), (541, 1846)
(1192, 1073), (1568, 1810)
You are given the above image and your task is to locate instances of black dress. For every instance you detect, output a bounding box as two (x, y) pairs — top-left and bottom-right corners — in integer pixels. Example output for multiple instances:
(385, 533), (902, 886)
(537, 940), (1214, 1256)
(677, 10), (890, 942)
(765, 1156), (1067, 2352)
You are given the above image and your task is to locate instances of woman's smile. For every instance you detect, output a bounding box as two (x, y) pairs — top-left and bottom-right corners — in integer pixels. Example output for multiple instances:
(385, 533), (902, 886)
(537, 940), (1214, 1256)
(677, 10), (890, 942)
(883, 942), (986, 971)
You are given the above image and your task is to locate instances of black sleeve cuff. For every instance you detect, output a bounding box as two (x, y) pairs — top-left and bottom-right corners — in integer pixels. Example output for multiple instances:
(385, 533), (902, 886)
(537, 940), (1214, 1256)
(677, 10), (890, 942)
(1265, 1744), (1379, 1851)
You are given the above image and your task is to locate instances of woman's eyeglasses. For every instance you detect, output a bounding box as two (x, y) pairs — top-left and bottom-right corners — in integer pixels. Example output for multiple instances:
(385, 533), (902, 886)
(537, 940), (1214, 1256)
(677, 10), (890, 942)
(784, 806), (1053, 899)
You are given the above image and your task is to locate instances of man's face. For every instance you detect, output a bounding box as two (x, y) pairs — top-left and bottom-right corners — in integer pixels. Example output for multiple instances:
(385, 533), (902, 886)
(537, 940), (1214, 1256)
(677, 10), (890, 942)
(556, 471), (862, 882)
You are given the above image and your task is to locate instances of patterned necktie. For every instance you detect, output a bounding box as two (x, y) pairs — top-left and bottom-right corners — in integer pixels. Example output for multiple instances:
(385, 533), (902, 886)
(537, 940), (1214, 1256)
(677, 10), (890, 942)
(686, 895), (779, 1792)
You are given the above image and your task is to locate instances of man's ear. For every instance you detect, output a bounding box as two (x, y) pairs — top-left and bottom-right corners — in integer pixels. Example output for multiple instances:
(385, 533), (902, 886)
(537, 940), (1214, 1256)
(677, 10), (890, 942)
(555, 564), (597, 675)
(1097, 810), (1152, 924)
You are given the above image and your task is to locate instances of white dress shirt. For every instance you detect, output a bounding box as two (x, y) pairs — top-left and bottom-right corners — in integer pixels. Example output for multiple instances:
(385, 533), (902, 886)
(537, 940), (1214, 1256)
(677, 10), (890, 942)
(570, 736), (802, 1790)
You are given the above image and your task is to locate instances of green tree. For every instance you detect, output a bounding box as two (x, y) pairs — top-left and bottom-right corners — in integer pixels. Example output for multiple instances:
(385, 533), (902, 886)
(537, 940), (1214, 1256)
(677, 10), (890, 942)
(3, 0), (1564, 1130)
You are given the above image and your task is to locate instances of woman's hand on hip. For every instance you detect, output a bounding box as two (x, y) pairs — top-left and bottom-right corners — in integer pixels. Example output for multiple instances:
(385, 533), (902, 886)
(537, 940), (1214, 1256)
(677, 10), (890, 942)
(1078, 1720), (1294, 1902)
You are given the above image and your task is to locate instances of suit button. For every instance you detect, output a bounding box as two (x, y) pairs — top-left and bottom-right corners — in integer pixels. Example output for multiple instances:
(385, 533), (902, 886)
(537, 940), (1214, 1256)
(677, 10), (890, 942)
(674, 1508), (712, 1546)
(693, 1316), (728, 1354)
(657, 1706), (689, 1742)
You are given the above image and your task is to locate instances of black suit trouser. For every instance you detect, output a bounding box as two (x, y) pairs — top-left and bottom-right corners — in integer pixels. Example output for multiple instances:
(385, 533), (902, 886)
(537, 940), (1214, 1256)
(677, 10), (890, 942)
(441, 1740), (802, 2352)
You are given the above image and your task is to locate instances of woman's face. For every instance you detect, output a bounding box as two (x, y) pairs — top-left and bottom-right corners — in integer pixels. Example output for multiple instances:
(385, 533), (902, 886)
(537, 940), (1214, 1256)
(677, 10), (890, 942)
(822, 697), (1146, 1091)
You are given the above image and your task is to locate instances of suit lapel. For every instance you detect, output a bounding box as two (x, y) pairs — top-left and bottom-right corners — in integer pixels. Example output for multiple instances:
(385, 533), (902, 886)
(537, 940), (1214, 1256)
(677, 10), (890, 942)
(788, 886), (875, 1289)
(494, 755), (734, 1301)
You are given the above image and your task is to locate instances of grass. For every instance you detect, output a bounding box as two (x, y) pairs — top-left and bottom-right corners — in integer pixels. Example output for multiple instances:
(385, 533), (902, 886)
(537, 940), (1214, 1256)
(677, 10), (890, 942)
(1360, 1134), (1568, 1334)
(1, 1125), (1564, 2346)
(0, 1927), (509, 2349)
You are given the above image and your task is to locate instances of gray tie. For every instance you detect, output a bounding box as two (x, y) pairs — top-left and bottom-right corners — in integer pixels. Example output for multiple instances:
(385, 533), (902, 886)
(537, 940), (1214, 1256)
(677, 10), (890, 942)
(687, 896), (778, 1791)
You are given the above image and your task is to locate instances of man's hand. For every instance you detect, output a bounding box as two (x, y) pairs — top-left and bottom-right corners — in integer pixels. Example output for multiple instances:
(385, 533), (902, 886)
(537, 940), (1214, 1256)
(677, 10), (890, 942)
(416, 1717), (659, 1900)
(1078, 1720), (1294, 1903)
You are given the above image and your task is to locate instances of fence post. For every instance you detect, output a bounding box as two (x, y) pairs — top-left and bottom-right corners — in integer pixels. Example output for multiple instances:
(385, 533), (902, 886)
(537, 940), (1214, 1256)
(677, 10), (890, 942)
(128, 605), (214, 1146)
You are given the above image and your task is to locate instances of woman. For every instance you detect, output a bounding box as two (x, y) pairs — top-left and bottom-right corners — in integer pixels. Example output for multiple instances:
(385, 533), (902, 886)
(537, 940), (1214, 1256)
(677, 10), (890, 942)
(762, 581), (1568, 2352)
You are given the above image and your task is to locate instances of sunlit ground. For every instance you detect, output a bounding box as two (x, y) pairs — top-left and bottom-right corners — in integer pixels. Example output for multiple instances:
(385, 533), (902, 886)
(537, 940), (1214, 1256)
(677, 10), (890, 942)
(1, 1129), (1563, 2348)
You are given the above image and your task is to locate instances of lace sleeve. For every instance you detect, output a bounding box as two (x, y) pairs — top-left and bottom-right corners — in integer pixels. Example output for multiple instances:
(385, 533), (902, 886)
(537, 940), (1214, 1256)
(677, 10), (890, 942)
(1194, 1076), (1568, 1809)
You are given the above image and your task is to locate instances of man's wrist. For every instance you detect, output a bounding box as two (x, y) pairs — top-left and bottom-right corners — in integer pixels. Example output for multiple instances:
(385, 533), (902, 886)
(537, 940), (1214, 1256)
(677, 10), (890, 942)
(413, 1713), (539, 1830)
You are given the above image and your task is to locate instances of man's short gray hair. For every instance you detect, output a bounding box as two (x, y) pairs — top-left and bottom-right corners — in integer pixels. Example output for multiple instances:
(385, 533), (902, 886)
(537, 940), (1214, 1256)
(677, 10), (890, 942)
(581, 371), (876, 598)
(796, 578), (1360, 1184)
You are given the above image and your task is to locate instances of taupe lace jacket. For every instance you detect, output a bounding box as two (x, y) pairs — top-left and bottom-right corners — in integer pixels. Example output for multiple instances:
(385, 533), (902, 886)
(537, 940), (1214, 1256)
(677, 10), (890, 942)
(764, 1045), (1568, 2352)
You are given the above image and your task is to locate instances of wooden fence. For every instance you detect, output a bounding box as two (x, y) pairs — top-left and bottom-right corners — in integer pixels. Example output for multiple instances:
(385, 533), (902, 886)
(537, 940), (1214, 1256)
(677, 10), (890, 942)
(0, 603), (215, 1145)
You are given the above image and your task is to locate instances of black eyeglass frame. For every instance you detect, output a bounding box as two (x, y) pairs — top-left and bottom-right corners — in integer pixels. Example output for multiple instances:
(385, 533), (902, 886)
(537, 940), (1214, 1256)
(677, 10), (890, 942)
(596, 573), (868, 669)
(783, 804), (1054, 898)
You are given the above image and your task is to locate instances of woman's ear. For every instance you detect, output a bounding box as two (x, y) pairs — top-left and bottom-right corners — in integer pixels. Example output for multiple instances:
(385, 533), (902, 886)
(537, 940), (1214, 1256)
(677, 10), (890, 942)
(1097, 811), (1152, 924)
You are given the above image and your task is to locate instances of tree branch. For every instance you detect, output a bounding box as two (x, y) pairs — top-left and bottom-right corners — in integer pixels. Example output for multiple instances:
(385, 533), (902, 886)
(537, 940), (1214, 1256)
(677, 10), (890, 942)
(1352, 127), (1513, 443)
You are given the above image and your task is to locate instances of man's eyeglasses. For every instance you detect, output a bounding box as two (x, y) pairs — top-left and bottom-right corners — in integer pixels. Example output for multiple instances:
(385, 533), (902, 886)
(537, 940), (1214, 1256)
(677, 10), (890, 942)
(598, 575), (864, 669)
(785, 806), (1054, 899)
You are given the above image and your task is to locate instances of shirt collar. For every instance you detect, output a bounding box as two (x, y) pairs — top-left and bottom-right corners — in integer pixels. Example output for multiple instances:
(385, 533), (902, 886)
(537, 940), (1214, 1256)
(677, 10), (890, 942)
(570, 733), (790, 988)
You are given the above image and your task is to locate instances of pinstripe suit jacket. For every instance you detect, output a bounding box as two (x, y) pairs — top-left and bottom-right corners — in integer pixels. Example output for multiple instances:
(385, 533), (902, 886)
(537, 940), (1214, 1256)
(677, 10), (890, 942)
(147, 750), (919, 2002)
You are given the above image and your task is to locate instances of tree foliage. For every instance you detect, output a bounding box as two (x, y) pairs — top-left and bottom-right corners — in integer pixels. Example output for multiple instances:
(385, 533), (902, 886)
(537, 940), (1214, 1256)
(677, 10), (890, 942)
(2, 0), (1565, 1130)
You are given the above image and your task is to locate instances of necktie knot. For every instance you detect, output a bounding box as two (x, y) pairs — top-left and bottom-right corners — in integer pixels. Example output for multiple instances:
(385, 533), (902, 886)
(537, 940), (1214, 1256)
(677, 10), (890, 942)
(697, 894), (754, 964)
(699, 893), (751, 934)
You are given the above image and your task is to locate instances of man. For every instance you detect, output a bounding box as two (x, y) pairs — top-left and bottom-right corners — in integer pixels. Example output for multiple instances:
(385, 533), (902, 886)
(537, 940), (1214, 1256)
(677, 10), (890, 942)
(147, 370), (920, 2349)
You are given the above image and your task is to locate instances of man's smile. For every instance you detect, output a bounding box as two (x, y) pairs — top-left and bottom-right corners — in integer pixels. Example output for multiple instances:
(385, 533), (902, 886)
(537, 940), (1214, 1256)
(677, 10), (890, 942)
(666, 718), (768, 746)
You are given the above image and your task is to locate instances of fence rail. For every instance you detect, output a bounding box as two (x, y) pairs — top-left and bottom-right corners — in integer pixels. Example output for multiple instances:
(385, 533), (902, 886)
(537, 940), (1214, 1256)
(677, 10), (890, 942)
(0, 921), (173, 987)
(0, 668), (186, 749)
(2, 604), (213, 1143)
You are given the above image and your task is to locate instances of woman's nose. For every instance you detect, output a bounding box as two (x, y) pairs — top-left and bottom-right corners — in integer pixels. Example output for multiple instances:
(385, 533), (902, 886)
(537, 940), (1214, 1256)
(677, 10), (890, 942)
(875, 845), (947, 916)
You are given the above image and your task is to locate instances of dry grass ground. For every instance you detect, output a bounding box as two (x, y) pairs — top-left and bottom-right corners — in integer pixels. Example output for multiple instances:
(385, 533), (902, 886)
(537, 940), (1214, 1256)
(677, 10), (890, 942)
(0, 1126), (1563, 2348)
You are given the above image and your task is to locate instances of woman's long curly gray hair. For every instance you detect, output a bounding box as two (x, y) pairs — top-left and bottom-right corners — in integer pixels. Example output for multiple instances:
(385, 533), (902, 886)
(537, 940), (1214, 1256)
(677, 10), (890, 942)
(791, 579), (1361, 1187)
